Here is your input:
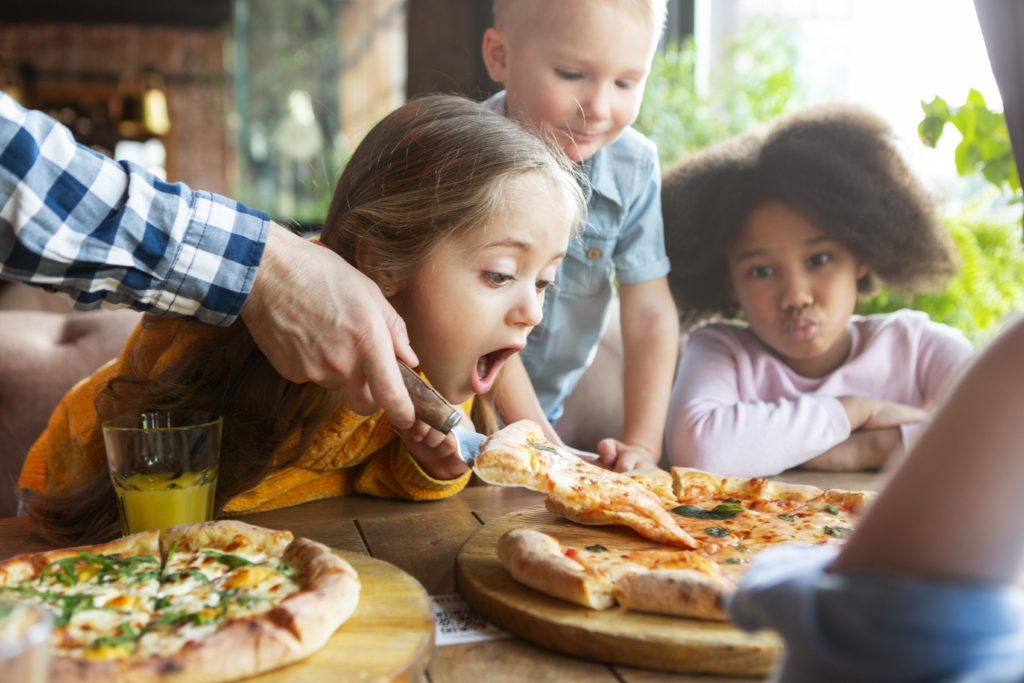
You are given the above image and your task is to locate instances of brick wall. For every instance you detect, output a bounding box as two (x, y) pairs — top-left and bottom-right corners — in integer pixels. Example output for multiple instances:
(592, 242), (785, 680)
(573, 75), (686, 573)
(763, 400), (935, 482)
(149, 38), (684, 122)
(0, 23), (232, 194)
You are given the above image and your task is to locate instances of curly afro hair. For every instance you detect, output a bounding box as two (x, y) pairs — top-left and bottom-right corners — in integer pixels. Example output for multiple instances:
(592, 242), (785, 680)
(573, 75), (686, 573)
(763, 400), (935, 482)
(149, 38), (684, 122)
(662, 103), (957, 330)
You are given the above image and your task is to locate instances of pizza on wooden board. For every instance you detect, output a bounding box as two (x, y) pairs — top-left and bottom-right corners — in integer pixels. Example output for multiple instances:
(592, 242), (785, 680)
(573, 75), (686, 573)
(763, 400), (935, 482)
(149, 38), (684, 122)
(0, 520), (359, 683)
(473, 420), (696, 548)
(473, 421), (871, 620)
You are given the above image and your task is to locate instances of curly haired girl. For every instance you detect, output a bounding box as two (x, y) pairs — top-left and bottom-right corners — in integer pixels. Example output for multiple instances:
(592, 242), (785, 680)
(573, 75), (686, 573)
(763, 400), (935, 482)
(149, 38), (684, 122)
(19, 95), (585, 543)
(663, 103), (973, 476)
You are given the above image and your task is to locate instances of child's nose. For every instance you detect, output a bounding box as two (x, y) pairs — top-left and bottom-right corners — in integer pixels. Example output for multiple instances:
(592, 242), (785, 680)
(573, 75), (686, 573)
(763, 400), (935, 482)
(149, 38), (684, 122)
(510, 288), (544, 328)
(580, 83), (612, 122)
(781, 275), (814, 311)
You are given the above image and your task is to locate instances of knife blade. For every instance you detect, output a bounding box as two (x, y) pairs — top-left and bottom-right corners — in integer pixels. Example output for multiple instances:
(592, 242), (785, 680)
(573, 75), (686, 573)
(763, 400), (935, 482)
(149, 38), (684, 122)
(397, 363), (597, 466)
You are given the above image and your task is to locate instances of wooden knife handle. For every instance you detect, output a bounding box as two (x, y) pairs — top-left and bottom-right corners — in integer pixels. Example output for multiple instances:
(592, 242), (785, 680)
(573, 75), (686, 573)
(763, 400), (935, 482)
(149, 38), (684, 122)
(398, 362), (459, 434)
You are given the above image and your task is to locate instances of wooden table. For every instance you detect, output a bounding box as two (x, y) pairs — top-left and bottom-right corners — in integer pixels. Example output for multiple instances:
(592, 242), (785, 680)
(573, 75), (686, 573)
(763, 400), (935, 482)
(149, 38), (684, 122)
(0, 470), (884, 683)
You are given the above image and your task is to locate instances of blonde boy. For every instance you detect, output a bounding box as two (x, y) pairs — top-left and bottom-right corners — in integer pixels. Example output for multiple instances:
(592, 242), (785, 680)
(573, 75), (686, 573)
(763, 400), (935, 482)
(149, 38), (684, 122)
(481, 0), (679, 471)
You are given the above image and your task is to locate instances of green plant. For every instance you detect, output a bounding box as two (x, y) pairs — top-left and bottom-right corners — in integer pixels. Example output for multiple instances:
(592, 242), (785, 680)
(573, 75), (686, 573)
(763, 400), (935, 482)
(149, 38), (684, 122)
(918, 89), (1021, 200)
(857, 214), (1024, 344)
(635, 18), (800, 168)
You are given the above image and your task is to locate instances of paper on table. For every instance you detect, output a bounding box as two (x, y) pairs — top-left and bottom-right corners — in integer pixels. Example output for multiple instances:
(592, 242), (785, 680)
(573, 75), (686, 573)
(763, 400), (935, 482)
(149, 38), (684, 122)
(431, 593), (511, 646)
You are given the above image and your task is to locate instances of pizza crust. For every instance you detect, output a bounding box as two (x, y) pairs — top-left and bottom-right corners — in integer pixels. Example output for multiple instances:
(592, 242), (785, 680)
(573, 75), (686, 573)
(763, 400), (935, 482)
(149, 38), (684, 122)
(497, 528), (615, 609)
(498, 529), (734, 620)
(614, 567), (731, 620)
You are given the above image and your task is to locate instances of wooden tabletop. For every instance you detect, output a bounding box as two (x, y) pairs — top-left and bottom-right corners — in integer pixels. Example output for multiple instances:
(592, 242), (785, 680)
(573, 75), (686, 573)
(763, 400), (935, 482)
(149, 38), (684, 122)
(0, 470), (884, 683)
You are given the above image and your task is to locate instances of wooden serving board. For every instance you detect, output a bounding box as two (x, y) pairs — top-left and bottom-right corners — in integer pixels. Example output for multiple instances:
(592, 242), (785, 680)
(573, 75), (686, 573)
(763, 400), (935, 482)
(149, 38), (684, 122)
(455, 506), (780, 676)
(252, 550), (433, 683)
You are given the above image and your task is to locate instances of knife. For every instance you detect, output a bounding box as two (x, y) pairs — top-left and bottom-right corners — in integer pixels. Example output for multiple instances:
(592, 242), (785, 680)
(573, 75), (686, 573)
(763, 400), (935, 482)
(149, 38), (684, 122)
(398, 363), (487, 465)
(397, 363), (597, 466)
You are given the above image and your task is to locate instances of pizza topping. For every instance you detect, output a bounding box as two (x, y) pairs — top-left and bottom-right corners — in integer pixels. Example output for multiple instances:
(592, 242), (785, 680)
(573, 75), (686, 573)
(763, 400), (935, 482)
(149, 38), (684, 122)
(824, 504), (840, 515)
(203, 549), (256, 569)
(671, 503), (743, 520)
(777, 514), (797, 522)
(824, 525), (851, 538)
(584, 544), (608, 553)
(704, 527), (730, 538)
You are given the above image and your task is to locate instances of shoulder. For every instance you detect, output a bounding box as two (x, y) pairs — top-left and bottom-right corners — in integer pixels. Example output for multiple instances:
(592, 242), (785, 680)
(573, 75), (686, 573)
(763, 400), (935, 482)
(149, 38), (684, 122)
(687, 322), (762, 356)
(690, 321), (756, 344)
(852, 310), (971, 350)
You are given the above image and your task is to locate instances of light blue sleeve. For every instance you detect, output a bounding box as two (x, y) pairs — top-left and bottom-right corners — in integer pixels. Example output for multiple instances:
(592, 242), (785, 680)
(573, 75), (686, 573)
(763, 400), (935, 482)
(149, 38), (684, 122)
(728, 545), (1024, 683)
(612, 147), (669, 286)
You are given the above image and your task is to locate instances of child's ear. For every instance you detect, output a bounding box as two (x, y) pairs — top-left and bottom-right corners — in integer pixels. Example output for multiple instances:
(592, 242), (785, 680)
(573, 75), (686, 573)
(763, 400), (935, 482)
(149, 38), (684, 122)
(855, 260), (869, 280)
(355, 245), (401, 297)
(481, 27), (510, 82)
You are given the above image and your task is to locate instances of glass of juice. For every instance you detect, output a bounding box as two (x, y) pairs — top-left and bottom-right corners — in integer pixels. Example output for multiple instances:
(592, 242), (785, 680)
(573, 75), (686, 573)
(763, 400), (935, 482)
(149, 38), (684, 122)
(0, 599), (52, 683)
(102, 411), (222, 535)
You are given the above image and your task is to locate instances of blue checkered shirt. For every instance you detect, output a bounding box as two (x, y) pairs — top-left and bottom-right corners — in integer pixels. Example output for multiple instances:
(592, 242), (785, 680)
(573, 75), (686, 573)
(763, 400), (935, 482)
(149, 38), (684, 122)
(0, 91), (268, 326)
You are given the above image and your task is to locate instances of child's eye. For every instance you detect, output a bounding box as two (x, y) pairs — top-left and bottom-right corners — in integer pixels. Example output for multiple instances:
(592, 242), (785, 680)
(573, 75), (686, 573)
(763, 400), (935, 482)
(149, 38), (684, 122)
(483, 272), (514, 287)
(535, 279), (558, 293)
(748, 265), (774, 279)
(615, 79), (638, 90)
(554, 68), (582, 81)
(808, 252), (832, 267)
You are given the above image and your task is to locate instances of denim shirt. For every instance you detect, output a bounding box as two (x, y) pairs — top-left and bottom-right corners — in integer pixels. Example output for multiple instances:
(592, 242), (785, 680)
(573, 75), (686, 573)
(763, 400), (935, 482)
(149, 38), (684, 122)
(483, 92), (670, 421)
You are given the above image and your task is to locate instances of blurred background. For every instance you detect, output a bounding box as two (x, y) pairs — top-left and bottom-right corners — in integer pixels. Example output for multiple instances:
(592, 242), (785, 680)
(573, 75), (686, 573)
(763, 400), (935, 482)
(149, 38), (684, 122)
(1, 0), (1020, 341)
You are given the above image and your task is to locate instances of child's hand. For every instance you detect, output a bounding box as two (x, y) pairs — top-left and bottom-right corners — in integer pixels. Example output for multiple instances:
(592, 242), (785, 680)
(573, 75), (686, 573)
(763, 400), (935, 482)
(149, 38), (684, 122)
(839, 396), (930, 431)
(397, 411), (471, 480)
(596, 438), (658, 473)
(802, 428), (905, 471)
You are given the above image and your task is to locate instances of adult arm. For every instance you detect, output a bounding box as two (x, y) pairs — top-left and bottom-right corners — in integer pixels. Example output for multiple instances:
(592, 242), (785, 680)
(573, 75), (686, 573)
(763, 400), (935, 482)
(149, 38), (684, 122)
(1, 91), (265, 325)
(597, 277), (678, 471)
(664, 329), (852, 476)
(1, 93), (416, 426)
(833, 315), (1024, 584)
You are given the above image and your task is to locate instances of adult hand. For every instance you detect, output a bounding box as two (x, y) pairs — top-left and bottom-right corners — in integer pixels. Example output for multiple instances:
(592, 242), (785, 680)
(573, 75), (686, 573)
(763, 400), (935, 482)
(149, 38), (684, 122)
(241, 223), (418, 428)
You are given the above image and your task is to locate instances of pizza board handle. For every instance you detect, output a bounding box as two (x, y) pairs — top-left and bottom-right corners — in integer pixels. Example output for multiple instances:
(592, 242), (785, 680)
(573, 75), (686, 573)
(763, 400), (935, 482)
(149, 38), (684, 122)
(399, 362), (460, 434)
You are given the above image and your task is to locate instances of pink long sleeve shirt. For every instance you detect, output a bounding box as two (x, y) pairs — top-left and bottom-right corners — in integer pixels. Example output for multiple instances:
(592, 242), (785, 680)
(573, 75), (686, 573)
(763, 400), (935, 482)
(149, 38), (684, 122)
(665, 310), (973, 476)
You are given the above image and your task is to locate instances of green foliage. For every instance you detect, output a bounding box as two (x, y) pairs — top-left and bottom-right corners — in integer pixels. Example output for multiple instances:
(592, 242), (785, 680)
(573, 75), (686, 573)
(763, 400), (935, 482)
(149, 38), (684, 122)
(635, 19), (800, 168)
(857, 215), (1024, 343)
(918, 89), (1021, 199)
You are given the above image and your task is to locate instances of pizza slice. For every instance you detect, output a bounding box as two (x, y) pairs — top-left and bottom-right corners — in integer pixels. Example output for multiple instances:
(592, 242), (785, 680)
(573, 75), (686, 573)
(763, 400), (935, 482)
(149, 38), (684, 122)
(495, 468), (875, 621)
(474, 420), (696, 548)
(499, 528), (733, 619)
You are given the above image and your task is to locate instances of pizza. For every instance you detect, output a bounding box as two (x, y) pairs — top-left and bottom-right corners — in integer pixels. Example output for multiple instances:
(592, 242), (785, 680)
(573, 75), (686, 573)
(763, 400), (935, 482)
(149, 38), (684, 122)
(475, 422), (871, 621)
(473, 420), (697, 548)
(0, 520), (359, 683)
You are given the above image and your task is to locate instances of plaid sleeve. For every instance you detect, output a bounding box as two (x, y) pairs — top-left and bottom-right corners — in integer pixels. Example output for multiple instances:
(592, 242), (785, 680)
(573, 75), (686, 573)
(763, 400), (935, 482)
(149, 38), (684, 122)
(0, 92), (268, 326)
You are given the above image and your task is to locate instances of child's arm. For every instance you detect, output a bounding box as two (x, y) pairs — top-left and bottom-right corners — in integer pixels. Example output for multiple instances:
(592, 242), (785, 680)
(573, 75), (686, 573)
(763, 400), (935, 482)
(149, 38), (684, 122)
(800, 427), (904, 470)
(494, 355), (563, 444)
(597, 278), (678, 471)
(666, 328), (855, 476)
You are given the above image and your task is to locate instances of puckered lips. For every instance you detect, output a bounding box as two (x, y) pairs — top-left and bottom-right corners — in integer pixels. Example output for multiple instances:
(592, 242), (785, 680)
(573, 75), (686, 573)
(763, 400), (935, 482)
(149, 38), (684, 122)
(783, 315), (819, 342)
(471, 345), (522, 395)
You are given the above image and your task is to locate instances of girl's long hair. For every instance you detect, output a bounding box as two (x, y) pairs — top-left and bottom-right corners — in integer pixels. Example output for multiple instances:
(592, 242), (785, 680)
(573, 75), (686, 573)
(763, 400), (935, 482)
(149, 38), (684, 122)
(26, 95), (584, 543)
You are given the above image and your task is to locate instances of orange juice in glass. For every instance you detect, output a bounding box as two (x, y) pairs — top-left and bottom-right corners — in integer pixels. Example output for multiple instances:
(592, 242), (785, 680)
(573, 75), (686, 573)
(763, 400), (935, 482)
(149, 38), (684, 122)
(102, 412), (221, 535)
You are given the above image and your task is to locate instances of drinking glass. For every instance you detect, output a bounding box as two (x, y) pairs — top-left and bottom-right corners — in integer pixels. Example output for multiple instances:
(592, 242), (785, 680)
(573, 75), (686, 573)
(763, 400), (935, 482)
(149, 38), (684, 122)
(102, 411), (222, 535)
(0, 599), (52, 683)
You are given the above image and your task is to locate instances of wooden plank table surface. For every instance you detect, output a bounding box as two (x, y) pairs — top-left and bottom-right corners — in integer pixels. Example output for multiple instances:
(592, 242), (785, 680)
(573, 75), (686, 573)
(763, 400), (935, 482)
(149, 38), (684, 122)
(0, 470), (885, 683)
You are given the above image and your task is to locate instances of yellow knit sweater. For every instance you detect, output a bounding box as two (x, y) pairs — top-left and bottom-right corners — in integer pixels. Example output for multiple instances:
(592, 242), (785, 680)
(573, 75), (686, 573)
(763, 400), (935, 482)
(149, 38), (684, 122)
(19, 318), (472, 513)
